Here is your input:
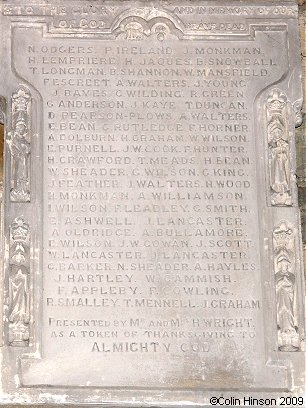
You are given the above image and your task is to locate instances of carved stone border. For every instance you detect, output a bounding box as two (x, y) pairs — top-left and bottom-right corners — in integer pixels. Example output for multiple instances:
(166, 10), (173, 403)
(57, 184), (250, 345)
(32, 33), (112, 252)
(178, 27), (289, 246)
(272, 221), (300, 351)
(8, 216), (30, 346)
(8, 86), (31, 203)
(0, 96), (6, 125)
(266, 89), (293, 207)
(0, 9), (302, 402)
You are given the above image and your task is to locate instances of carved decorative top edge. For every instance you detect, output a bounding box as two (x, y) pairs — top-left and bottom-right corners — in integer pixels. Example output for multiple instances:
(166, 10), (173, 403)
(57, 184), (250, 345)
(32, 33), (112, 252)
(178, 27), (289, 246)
(4, 3), (294, 39)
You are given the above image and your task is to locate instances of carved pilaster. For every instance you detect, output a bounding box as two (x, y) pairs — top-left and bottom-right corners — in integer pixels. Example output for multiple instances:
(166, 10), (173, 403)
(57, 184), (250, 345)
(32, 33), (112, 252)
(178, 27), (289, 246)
(266, 90), (292, 206)
(273, 221), (299, 351)
(0, 96), (6, 125)
(8, 86), (31, 202)
(8, 217), (30, 346)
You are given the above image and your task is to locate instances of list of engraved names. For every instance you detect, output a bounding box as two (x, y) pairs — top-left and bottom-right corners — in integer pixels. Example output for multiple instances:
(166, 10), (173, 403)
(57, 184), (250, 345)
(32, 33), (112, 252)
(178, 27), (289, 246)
(21, 37), (281, 359)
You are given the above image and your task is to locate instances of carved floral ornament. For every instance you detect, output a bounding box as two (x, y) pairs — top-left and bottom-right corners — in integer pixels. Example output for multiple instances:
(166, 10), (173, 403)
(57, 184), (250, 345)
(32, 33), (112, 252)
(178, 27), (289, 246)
(119, 20), (168, 41)
(8, 217), (31, 347)
(272, 221), (300, 351)
(117, 20), (171, 41)
(114, 13), (183, 41)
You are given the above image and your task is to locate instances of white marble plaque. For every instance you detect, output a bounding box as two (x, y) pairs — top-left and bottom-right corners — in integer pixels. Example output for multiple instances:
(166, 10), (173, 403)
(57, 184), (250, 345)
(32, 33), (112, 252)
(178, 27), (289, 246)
(0, 0), (304, 406)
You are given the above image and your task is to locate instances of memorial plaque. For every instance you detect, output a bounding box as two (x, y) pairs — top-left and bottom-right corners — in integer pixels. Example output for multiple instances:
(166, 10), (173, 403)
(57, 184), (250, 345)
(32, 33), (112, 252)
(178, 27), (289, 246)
(0, 0), (305, 406)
